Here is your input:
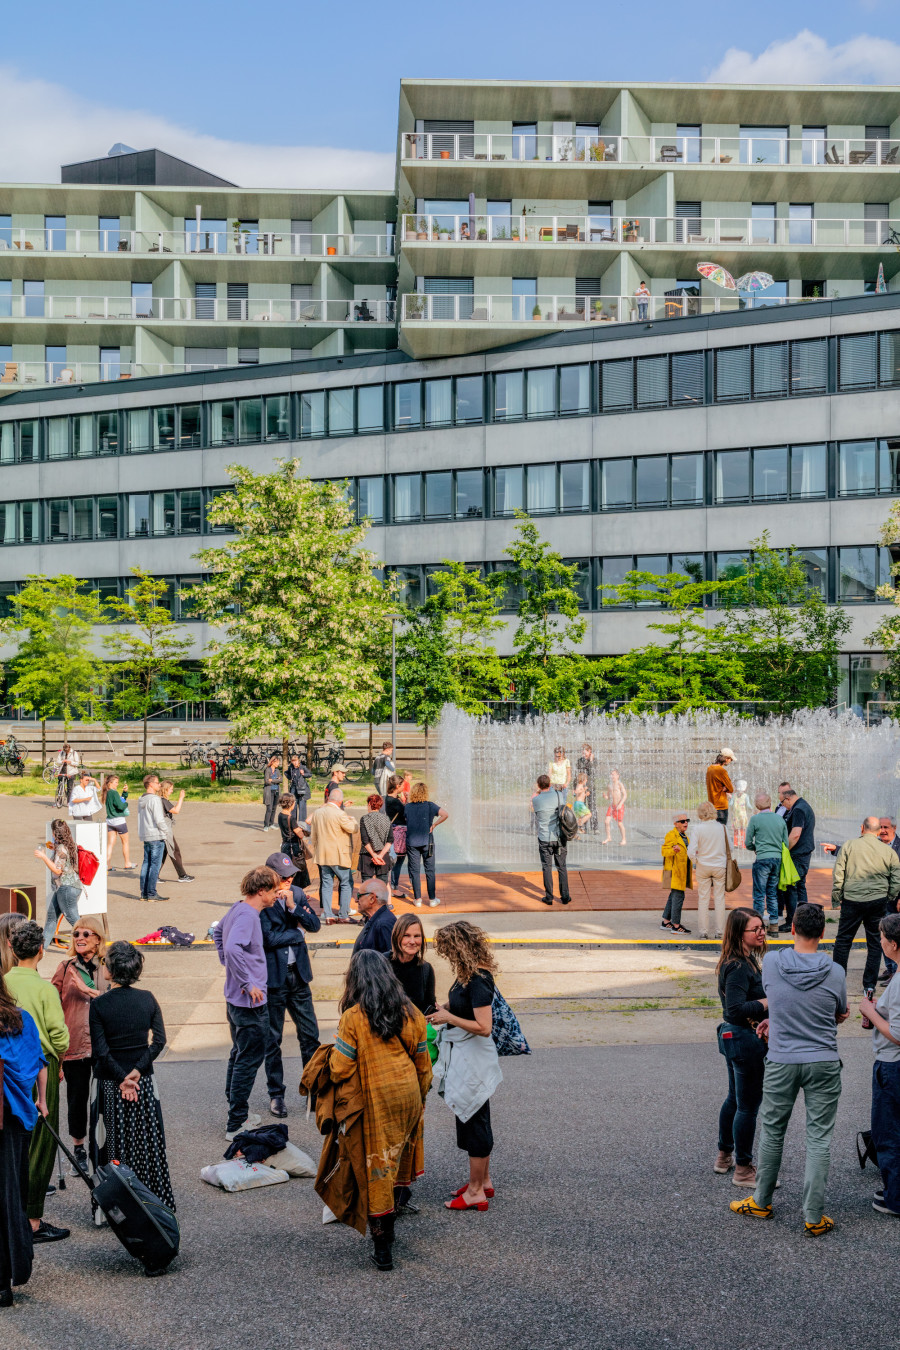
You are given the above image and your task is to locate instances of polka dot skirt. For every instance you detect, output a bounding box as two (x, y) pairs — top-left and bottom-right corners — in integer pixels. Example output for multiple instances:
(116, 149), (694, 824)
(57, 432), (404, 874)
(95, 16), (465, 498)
(89, 1073), (176, 1214)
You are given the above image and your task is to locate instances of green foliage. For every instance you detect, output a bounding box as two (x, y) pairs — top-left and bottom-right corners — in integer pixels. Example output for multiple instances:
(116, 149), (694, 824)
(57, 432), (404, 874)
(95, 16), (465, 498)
(191, 460), (396, 745)
(0, 575), (107, 732)
(501, 513), (593, 713)
(866, 501), (900, 696)
(103, 569), (194, 766)
(393, 606), (457, 732)
(423, 562), (505, 713)
(599, 569), (753, 713)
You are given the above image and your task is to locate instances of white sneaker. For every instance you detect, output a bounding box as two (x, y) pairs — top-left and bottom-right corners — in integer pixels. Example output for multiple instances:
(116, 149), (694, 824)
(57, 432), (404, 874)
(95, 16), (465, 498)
(428, 897), (441, 907)
(413, 898), (423, 908)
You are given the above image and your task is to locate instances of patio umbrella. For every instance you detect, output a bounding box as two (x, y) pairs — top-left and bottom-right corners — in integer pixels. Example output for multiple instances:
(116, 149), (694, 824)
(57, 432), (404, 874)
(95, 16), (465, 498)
(735, 270), (775, 292)
(696, 262), (736, 290)
(876, 262), (887, 293)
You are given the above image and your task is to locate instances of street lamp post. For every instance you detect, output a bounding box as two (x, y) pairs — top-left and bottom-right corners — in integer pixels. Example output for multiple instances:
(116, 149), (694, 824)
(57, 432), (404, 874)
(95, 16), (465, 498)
(390, 614), (397, 759)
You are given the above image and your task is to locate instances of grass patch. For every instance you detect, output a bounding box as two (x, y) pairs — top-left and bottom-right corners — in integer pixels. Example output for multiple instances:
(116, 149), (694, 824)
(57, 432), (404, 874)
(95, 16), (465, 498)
(0, 764), (375, 806)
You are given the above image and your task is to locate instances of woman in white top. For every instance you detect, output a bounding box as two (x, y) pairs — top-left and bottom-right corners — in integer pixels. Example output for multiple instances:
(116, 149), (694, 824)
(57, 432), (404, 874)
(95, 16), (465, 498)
(548, 746), (572, 796)
(688, 800), (728, 940)
(68, 771), (101, 822)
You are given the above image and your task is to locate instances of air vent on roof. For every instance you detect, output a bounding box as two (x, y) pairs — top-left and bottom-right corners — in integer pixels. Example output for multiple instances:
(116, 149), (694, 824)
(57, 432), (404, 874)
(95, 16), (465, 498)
(108, 143), (137, 157)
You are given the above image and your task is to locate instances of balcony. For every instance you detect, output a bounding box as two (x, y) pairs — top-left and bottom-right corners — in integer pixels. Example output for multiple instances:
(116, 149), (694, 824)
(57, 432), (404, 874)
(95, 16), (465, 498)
(0, 359), (232, 391)
(0, 295), (396, 326)
(0, 228), (395, 259)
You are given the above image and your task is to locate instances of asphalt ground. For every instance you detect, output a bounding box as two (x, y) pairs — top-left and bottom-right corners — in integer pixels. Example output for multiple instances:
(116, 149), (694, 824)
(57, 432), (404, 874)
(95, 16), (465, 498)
(10, 1037), (887, 1350)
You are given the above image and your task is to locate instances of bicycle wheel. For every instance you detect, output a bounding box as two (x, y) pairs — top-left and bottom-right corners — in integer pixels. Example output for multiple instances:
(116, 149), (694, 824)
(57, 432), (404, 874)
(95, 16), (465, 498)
(55, 778), (67, 808)
(218, 763), (233, 786)
(179, 749), (193, 769)
(42, 761), (57, 784)
(343, 757), (366, 783)
(7, 752), (25, 777)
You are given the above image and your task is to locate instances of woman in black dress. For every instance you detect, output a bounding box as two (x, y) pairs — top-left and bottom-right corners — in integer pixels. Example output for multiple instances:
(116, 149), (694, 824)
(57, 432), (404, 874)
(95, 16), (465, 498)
(0, 968), (47, 1308)
(715, 908), (768, 1190)
(390, 914), (436, 1014)
(88, 941), (175, 1215)
(359, 794), (393, 884)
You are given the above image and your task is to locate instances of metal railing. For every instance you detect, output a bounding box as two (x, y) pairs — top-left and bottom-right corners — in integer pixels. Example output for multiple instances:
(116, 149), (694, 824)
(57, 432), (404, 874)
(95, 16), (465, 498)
(401, 212), (900, 249)
(402, 131), (900, 168)
(0, 228), (395, 258)
(0, 359), (230, 389)
(0, 296), (395, 324)
(401, 291), (804, 324)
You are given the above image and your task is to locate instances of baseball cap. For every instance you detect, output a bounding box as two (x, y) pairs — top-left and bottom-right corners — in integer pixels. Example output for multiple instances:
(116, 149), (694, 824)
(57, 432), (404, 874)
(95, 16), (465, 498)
(265, 852), (298, 878)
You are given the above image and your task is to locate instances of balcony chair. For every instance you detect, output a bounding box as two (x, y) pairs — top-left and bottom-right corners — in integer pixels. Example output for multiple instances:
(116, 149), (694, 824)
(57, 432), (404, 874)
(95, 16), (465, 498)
(56, 369), (75, 384)
(564, 224), (582, 242)
(0, 363), (18, 383)
(590, 226), (617, 243)
(881, 145), (900, 165)
(13, 240), (34, 249)
(658, 145), (682, 162)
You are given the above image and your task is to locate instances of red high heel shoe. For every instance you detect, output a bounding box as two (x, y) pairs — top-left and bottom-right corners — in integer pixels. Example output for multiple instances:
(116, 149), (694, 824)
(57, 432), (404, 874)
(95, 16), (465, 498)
(452, 1183), (494, 1199)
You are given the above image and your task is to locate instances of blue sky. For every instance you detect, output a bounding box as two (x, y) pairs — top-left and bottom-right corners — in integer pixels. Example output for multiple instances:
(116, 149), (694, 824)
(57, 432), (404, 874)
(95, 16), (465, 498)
(2, 5), (900, 185)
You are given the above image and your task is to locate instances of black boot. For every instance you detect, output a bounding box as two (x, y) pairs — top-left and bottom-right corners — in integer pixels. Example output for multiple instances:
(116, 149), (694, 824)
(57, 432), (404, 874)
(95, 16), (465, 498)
(369, 1217), (393, 1271)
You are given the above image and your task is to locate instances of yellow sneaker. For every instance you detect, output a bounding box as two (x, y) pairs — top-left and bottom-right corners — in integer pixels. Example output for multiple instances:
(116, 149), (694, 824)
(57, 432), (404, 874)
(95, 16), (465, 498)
(804, 1216), (834, 1237)
(729, 1196), (773, 1220)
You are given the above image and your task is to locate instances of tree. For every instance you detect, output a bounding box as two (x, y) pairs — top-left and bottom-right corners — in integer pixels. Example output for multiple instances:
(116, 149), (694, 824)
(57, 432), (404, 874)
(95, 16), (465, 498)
(866, 501), (900, 700)
(103, 569), (195, 767)
(423, 562), (505, 713)
(721, 533), (850, 714)
(191, 460), (396, 772)
(599, 569), (754, 713)
(0, 575), (107, 767)
(501, 512), (593, 713)
(393, 605), (457, 751)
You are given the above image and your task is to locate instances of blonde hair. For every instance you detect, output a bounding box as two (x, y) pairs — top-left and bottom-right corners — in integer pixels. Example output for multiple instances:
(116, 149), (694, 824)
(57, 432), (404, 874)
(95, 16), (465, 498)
(64, 915), (106, 960)
(409, 781), (429, 803)
(697, 801), (717, 821)
(0, 912), (25, 976)
(433, 920), (498, 986)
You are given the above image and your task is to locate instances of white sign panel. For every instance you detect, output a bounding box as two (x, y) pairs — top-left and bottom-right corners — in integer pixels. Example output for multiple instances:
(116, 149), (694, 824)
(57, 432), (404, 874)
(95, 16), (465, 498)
(43, 820), (108, 917)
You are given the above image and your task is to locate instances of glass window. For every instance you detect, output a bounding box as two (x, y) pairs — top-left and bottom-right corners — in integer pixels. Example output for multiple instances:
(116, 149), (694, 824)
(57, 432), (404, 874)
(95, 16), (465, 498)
(601, 458), (633, 510)
(98, 497), (118, 539)
(357, 385), (384, 432)
(178, 576), (203, 619)
(526, 368), (556, 418)
(0, 281), (10, 319)
(672, 552), (705, 583)
(24, 280), (44, 318)
(879, 332), (900, 388)
(266, 395), (290, 440)
(566, 558), (592, 609)
(0, 423), (13, 463)
(151, 492), (176, 536)
(425, 379), (452, 427)
(455, 470), (483, 519)
(492, 561), (524, 611)
(716, 347), (751, 402)
(494, 371), (524, 421)
(791, 338), (828, 394)
(45, 215), (66, 250)
(716, 552), (749, 582)
(18, 421), (39, 462)
(19, 501), (40, 542)
(600, 556), (633, 604)
(716, 450), (750, 503)
(72, 497), (93, 541)
(636, 355), (668, 409)
(210, 401), (235, 446)
(839, 547), (879, 601)
(636, 456), (668, 507)
(73, 414), (95, 458)
(392, 565), (423, 607)
(179, 490), (202, 533)
(526, 464), (556, 514)
(97, 411), (118, 455)
(797, 547), (827, 598)
(559, 364), (590, 415)
(127, 409), (150, 452)
(425, 472), (452, 520)
(98, 215), (120, 251)
(753, 446), (788, 500)
(179, 405), (202, 448)
(0, 215), (10, 248)
(357, 476), (384, 523)
(238, 398), (262, 443)
(393, 474), (421, 522)
(128, 494), (151, 537)
(152, 407), (175, 451)
(131, 281), (153, 319)
(840, 441), (877, 496)
(791, 443), (826, 498)
(670, 453), (704, 505)
(326, 389), (353, 437)
(47, 418), (69, 459)
(881, 439), (900, 495)
(300, 391), (325, 438)
(753, 344), (788, 398)
(634, 555), (668, 606)
(494, 465), (524, 516)
(0, 503), (15, 543)
(560, 462), (589, 513)
(670, 351), (704, 406)
(839, 333), (878, 390)
(394, 382), (421, 429)
(48, 498), (70, 541)
(601, 359), (633, 412)
(455, 375), (483, 424)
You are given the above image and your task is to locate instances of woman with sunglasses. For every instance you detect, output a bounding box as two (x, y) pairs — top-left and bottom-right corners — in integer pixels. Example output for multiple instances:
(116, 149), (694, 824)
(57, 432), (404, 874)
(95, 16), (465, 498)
(50, 917), (108, 1168)
(715, 908), (768, 1188)
(660, 812), (693, 934)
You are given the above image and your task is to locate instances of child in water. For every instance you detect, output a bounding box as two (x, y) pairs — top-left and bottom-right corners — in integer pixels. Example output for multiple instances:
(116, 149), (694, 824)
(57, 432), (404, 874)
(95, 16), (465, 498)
(730, 778), (752, 847)
(573, 772), (591, 835)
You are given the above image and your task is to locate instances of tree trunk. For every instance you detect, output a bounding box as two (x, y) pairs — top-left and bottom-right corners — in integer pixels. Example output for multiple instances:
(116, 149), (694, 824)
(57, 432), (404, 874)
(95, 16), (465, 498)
(282, 734), (289, 791)
(424, 722), (429, 776)
(367, 720), (373, 774)
(41, 718), (46, 771)
(306, 727), (314, 775)
(142, 714), (148, 770)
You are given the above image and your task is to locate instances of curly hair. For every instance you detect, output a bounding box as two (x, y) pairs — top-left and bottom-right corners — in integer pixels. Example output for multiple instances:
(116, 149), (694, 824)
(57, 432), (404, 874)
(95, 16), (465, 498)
(51, 818), (77, 860)
(433, 920), (498, 986)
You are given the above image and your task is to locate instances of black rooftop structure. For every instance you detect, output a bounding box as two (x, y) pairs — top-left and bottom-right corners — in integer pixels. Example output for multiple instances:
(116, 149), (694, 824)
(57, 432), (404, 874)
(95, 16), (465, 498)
(61, 148), (236, 188)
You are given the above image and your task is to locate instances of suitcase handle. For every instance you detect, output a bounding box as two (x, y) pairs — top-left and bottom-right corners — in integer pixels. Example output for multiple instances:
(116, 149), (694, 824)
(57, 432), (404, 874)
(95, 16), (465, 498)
(40, 1115), (96, 1191)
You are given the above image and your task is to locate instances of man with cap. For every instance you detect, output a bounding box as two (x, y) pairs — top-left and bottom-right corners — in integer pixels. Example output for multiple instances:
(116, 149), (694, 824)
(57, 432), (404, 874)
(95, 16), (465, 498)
(352, 879), (396, 955)
(706, 749), (735, 827)
(260, 852), (321, 1119)
(323, 764), (347, 804)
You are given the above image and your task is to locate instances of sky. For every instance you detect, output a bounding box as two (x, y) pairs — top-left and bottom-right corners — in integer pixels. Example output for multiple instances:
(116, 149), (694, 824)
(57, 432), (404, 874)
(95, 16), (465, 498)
(3, 2), (900, 187)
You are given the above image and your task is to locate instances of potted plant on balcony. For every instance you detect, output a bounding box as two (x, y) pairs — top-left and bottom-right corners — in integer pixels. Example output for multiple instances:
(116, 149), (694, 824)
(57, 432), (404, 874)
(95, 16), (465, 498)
(511, 226), (520, 241)
(406, 294), (427, 320)
(477, 226), (488, 240)
(623, 219), (640, 243)
(417, 217), (428, 241)
(401, 199), (416, 241)
(532, 302), (542, 320)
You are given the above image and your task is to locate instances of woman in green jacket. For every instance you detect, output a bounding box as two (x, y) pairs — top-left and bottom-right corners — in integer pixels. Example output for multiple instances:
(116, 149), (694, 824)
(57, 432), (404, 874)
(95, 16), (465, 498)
(102, 774), (135, 871)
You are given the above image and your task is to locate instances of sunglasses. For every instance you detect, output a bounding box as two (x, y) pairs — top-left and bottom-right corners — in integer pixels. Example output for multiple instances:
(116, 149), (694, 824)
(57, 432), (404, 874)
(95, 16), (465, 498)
(675, 818), (689, 824)
(73, 930), (96, 939)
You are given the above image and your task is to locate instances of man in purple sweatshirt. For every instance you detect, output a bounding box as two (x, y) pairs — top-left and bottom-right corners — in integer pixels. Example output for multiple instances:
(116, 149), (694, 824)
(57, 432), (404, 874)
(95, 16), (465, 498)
(214, 867), (279, 1139)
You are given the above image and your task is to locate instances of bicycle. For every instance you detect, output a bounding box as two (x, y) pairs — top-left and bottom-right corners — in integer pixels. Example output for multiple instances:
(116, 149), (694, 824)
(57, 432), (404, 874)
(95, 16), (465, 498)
(0, 733), (25, 776)
(179, 739), (218, 768)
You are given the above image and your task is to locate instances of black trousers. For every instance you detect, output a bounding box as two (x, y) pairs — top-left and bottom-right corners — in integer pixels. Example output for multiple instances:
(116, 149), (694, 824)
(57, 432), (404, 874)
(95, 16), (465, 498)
(265, 967), (320, 1097)
(407, 843), (436, 901)
(62, 1057), (92, 1139)
(263, 788), (280, 829)
(160, 834), (187, 879)
(833, 897), (887, 990)
(538, 839), (569, 901)
(225, 1002), (270, 1132)
(455, 1099), (493, 1157)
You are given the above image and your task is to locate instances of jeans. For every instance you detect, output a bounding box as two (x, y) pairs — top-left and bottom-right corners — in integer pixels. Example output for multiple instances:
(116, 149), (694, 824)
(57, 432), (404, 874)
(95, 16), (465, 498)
(225, 1002), (270, 1132)
(538, 839), (570, 901)
(637, 300), (649, 319)
(695, 863), (726, 936)
(871, 1059), (900, 1213)
(391, 853), (410, 891)
(140, 839), (166, 897)
(263, 788), (280, 829)
(265, 967), (320, 1097)
(407, 843), (436, 901)
(752, 858), (780, 924)
(44, 883), (82, 947)
(717, 1024), (766, 1165)
(662, 889), (684, 925)
(782, 853), (811, 921)
(754, 1059), (842, 1221)
(320, 864), (352, 919)
(832, 897), (887, 991)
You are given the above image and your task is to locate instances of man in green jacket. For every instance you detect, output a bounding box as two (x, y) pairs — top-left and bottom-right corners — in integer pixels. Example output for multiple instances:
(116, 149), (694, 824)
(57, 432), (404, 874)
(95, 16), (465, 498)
(831, 817), (900, 992)
(7, 920), (71, 1244)
(746, 793), (789, 936)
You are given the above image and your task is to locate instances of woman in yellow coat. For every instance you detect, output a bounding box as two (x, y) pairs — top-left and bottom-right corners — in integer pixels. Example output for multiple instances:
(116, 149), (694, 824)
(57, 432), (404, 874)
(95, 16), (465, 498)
(330, 949), (432, 1271)
(661, 811), (693, 933)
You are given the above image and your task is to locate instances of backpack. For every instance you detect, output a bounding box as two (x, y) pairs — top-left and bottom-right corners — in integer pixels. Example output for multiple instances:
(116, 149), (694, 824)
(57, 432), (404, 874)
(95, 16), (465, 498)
(556, 791), (579, 843)
(76, 846), (100, 886)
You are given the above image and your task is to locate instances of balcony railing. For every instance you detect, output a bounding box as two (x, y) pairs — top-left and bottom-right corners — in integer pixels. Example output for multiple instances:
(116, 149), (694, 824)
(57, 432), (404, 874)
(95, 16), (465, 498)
(0, 229), (395, 258)
(401, 212), (900, 248)
(0, 296), (395, 323)
(402, 131), (900, 168)
(0, 360), (232, 389)
(401, 292), (808, 324)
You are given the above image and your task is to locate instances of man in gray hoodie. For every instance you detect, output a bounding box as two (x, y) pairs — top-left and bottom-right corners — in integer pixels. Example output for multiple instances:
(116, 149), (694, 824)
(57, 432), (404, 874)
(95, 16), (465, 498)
(731, 903), (848, 1236)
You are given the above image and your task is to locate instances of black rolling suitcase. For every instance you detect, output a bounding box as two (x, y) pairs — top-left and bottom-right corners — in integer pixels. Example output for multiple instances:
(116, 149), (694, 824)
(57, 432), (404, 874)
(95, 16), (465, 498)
(42, 1118), (179, 1275)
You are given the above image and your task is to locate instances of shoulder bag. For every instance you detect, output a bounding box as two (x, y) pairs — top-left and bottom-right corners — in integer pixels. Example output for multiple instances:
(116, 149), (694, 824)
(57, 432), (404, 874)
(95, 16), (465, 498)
(723, 826), (742, 893)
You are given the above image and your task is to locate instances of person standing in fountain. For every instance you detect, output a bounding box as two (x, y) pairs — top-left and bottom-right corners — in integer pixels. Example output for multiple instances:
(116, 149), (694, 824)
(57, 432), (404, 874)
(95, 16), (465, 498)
(602, 769), (627, 846)
(576, 744), (598, 833)
(706, 749), (735, 827)
(548, 747), (572, 799)
(731, 780), (752, 848)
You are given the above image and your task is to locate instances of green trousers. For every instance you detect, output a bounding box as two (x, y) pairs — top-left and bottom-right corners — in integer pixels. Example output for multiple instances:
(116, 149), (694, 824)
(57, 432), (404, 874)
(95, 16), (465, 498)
(26, 1055), (60, 1221)
(754, 1059), (842, 1222)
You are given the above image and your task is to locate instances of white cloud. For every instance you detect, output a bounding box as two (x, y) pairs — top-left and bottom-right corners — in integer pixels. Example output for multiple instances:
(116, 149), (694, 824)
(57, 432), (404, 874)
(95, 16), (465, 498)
(0, 65), (394, 188)
(709, 29), (900, 84)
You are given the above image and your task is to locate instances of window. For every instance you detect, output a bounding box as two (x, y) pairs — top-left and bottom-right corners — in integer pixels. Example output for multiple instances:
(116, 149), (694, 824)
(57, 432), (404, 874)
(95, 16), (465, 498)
(567, 558), (592, 609)
(636, 355), (668, 410)
(791, 339), (827, 394)
(716, 450), (750, 503)
(715, 347), (751, 402)
(750, 202), (776, 245)
(324, 388), (352, 437)
(526, 368), (556, 418)
(789, 204), (813, 246)
(839, 547), (881, 602)
(881, 439), (900, 495)
(839, 333), (878, 390)
(0, 215), (10, 248)
(210, 401), (235, 446)
(740, 127), (787, 165)
(73, 414), (96, 458)
(752, 445), (788, 500)
(47, 418), (69, 459)
(798, 547), (827, 597)
(673, 553), (705, 584)
(839, 441), (877, 496)
(393, 382), (421, 429)
(634, 555), (669, 606)
(492, 561), (524, 611)
(802, 127), (826, 166)
(100, 347), (120, 380)
(44, 215), (66, 250)
(179, 490), (203, 534)
(526, 464), (556, 514)
(132, 282), (153, 319)
(676, 125), (701, 162)
(185, 217), (226, 253)
(601, 458), (633, 510)
(425, 379), (452, 427)
(153, 407), (176, 451)
(24, 280), (44, 317)
(601, 359), (633, 413)
(226, 282), (248, 321)
(48, 498), (70, 541)
(127, 410), (151, 452)
(494, 371), (524, 420)
(455, 376), (483, 424)
(488, 200), (512, 241)
(635, 456), (668, 508)
(238, 399), (262, 443)
(753, 344), (788, 398)
(72, 497), (93, 541)
(194, 282), (216, 320)
(716, 552), (750, 582)
(393, 474), (421, 522)
(0, 280), (10, 318)
(266, 395), (290, 440)
(99, 216), (120, 251)
(880, 333), (900, 388)
(357, 476), (385, 524)
(300, 391), (325, 438)
(494, 466), (524, 516)
(559, 365), (590, 415)
(425, 472), (452, 520)
(790, 444), (826, 498)
(98, 497), (118, 539)
(511, 276), (537, 321)
(600, 556), (632, 603)
(670, 454), (704, 505)
(0, 422), (13, 464)
(128, 493), (151, 536)
(560, 462), (590, 513)
(179, 405), (202, 448)
(357, 385), (384, 433)
(670, 351), (704, 405)
(512, 123), (538, 160)
(19, 501), (40, 542)
(45, 346), (66, 383)
(392, 566), (423, 607)
(455, 469), (483, 519)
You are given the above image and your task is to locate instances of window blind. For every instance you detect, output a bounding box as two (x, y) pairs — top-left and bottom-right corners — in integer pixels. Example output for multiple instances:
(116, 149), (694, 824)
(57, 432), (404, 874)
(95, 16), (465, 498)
(602, 359), (634, 412)
(753, 343), (789, 398)
(636, 355), (668, 409)
(790, 338), (827, 394)
(670, 351), (704, 405)
(839, 333), (878, 390)
(715, 347), (751, 402)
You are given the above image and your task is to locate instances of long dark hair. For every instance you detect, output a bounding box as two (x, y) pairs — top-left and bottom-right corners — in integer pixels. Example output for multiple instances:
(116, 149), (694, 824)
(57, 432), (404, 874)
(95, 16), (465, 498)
(716, 907), (765, 976)
(51, 818), (77, 859)
(0, 968), (23, 1035)
(339, 950), (413, 1040)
